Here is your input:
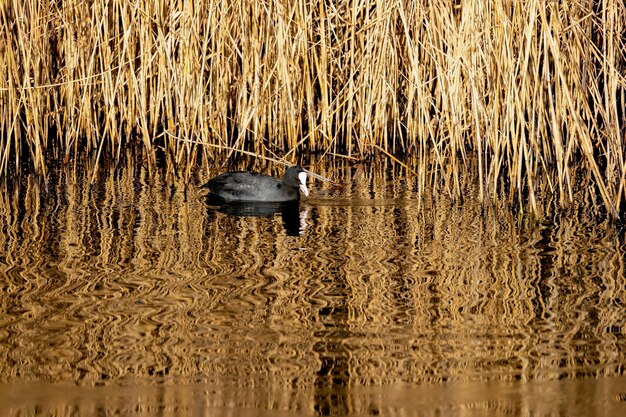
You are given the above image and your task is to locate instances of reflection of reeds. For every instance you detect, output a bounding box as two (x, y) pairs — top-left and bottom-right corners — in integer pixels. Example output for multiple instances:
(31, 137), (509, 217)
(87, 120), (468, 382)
(1, 1), (624, 215)
(0, 159), (624, 387)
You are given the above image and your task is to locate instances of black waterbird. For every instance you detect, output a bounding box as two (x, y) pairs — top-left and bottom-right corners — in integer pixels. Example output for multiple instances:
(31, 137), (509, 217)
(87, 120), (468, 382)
(202, 166), (309, 202)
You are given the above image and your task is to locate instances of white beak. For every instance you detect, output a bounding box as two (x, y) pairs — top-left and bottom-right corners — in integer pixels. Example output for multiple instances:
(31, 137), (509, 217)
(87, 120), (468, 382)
(298, 172), (309, 197)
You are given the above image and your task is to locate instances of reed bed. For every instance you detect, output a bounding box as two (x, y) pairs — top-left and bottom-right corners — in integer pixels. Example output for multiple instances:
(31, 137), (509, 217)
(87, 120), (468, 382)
(0, 0), (624, 216)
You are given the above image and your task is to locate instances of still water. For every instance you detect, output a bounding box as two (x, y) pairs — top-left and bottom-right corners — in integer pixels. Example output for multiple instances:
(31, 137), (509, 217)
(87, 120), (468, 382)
(0, 158), (625, 416)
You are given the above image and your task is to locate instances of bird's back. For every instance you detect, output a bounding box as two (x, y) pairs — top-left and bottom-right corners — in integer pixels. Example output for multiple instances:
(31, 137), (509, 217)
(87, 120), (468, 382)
(204, 172), (297, 202)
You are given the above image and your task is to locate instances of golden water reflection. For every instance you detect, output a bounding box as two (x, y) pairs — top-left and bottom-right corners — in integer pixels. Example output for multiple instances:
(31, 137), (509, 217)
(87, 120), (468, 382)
(1, 375), (625, 416)
(0, 159), (624, 416)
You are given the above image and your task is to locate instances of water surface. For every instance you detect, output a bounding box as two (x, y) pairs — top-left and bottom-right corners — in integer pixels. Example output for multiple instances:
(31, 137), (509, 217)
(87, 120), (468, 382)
(0, 159), (625, 416)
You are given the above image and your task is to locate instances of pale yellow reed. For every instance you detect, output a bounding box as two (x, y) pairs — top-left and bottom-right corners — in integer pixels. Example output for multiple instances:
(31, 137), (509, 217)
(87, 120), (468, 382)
(0, 0), (624, 216)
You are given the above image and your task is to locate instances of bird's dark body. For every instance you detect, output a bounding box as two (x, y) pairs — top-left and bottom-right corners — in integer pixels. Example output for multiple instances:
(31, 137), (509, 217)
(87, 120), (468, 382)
(203, 167), (308, 202)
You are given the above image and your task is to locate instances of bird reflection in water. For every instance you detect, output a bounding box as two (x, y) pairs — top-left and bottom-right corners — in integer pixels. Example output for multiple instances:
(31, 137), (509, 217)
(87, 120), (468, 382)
(206, 198), (309, 236)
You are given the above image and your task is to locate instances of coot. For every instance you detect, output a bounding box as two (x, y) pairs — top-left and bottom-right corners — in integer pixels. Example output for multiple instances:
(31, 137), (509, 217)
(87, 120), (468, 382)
(203, 166), (309, 202)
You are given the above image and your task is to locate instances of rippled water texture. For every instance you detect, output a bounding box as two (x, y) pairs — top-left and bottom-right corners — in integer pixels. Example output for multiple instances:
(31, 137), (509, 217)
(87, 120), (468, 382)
(1, 159), (625, 416)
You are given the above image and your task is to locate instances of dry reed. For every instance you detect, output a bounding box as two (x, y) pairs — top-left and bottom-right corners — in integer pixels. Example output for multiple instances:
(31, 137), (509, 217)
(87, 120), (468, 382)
(0, 0), (624, 217)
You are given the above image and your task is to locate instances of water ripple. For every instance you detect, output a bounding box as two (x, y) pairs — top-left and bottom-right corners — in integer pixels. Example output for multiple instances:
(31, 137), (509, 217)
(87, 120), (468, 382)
(0, 161), (624, 393)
